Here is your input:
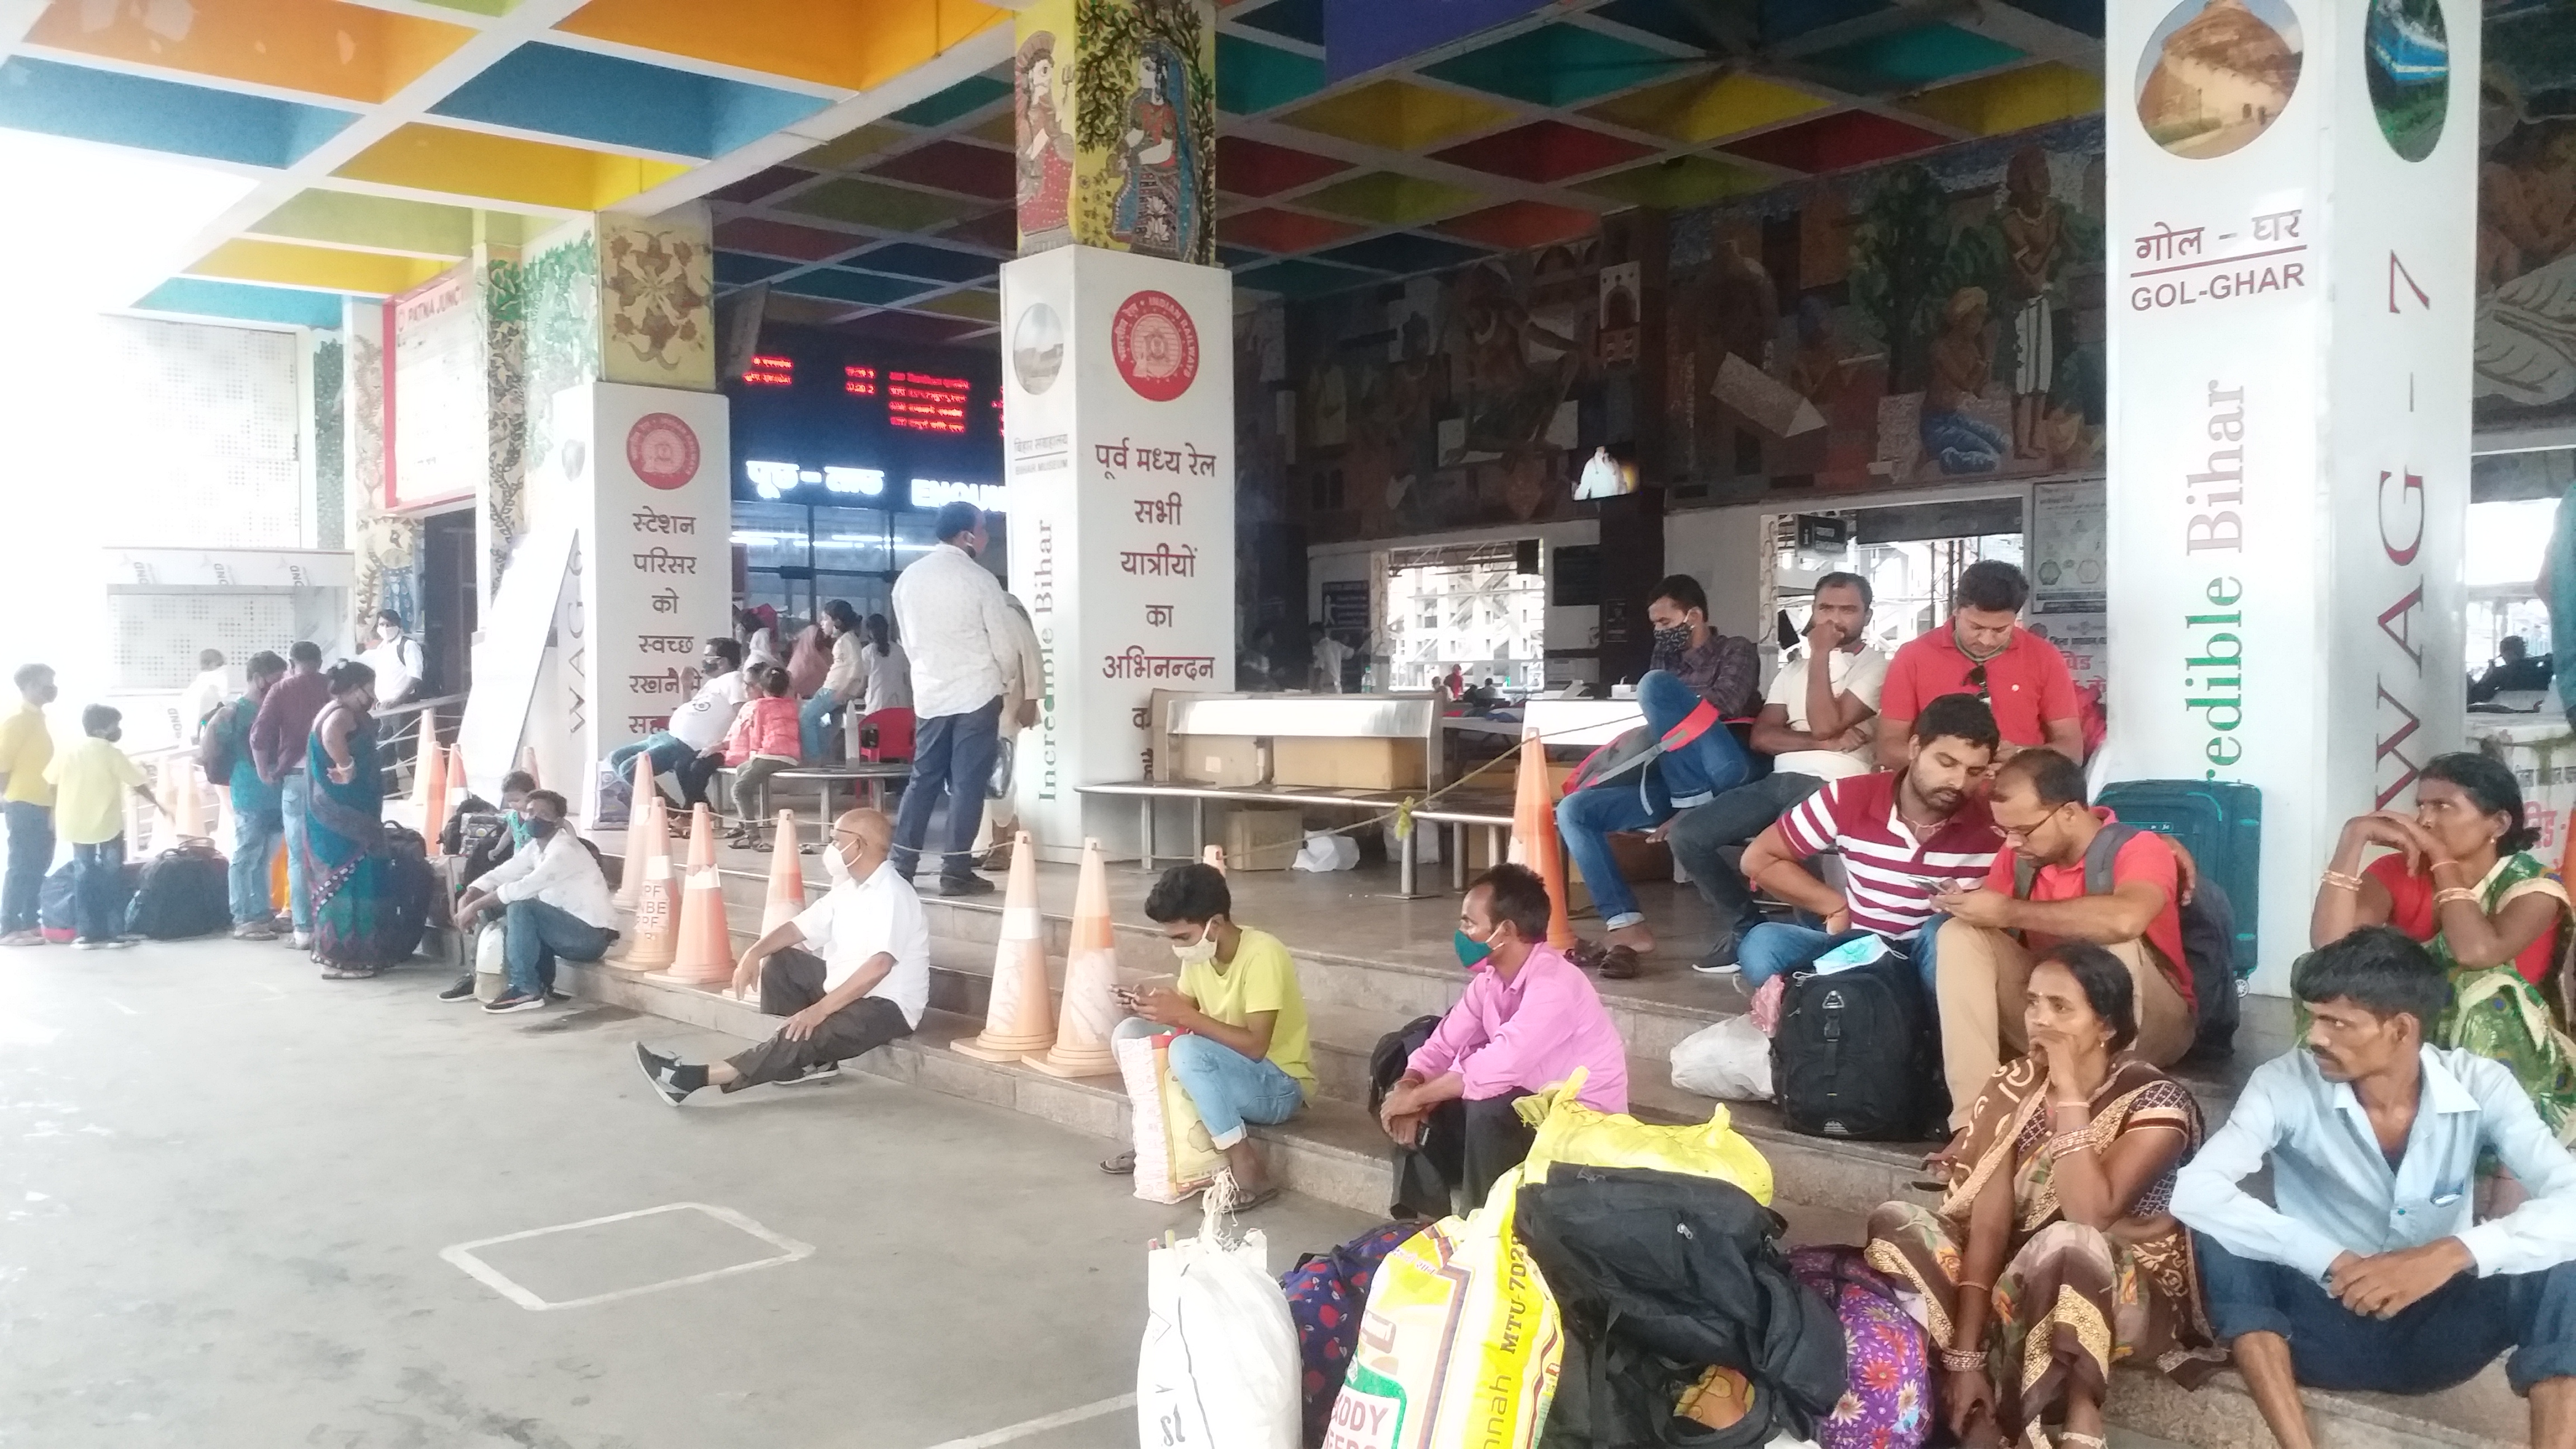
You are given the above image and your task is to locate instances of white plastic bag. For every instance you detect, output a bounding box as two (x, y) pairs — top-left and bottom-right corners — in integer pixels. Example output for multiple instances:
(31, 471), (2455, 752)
(1138, 1190), (1299, 1449)
(1291, 832), (1361, 873)
(1114, 1027), (1225, 1205)
(472, 921), (508, 1003)
(1670, 1015), (1773, 1101)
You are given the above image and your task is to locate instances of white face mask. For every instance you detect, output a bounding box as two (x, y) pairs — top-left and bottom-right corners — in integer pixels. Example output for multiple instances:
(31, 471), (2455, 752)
(823, 841), (854, 883)
(1170, 925), (1219, 968)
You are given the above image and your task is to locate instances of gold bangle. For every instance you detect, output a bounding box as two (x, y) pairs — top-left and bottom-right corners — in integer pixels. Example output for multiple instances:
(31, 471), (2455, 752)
(2434, 887), (2480, 908)
(2051, 1129), (2097, 1156)
(2320, 869), (2365, 892)
(1940, 1346), (1987, 1373)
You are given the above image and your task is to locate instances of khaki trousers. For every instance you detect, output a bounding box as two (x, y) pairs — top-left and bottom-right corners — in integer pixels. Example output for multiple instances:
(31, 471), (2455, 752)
(1932, 922), (2194, 1130)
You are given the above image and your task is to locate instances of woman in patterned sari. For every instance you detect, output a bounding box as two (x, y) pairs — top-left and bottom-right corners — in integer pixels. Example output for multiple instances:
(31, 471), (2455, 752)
(303, 661), (397, 979)
(2313, 751), (2576, 1143)
(1867, 943), (2223, 1449)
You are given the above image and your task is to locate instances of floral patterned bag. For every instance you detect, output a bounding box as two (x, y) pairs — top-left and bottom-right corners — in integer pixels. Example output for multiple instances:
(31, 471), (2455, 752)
(1788, 1247), (1931, 1449)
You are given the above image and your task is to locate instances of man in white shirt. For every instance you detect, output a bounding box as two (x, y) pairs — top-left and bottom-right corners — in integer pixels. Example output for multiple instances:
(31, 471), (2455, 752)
(635, 809), (929, 1100)
(177, 650), (231, 743)
(451, 790), (618, 1014)
(1672, 572), (1889, 974)
(2174, 927), (2576, 1448)
(607, 638), (745, 810)
(800, 600), (867, 764)
(358, 610), (425, 705)
(1309, 623), (1352, 693)
(888, 503), (1029, 896)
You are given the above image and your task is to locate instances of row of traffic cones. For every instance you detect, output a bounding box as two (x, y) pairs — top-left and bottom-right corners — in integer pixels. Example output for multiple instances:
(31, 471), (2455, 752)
(607, 751), (805, 987)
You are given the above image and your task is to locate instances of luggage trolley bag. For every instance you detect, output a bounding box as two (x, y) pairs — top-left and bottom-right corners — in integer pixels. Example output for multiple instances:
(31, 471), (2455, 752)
(2095, 780), (2261, 1055)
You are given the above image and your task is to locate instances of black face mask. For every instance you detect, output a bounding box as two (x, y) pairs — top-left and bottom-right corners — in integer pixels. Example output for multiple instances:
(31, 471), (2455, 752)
(527, 817), (559, 840)
(1652, 623), (1692, 653)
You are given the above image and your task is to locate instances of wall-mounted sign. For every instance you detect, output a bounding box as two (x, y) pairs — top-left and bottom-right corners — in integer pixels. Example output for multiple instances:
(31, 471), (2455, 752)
(385, 265), (481, 510)
(744, 460), (887, 500)
(910, 477), (1007, 512)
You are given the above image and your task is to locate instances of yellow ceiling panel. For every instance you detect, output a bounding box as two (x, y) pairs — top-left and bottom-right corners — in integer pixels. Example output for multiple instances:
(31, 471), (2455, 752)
(556, 0), (1006, 93)
(912, 289), (998, 321)
(1581, 72), (1830, 145)
(333, 124), (688, 212)
(189, 239), (453, 296)
(245, 191), (480, 258)
(1281, 79), (1517, 150)
(794, 122), (912, 172)
(23, 0), (476, 105)
(1900, 63), (2103, 136)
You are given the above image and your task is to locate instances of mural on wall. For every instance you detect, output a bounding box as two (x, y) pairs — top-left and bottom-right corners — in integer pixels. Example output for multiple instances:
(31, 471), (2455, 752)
(600, 210), (714, 390)
(345, 300), (420, 636)
(2475, 0), (2576, 429)
(1668, 117), (2106, 504)
(1267, 242), (1608, 542)
(481, 249), (529, 597)
(313, 334), (344, 551)
(1014, 0), (1215, 265)
(519, 226), (603, 520)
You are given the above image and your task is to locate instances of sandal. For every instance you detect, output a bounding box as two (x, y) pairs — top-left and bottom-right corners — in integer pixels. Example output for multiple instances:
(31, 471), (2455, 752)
(1100, 1149), (1137, 1175)
(1229, 1185), (1283, 1212)
(319, 965), (379, 980)
(1597, 944), (1641, 981)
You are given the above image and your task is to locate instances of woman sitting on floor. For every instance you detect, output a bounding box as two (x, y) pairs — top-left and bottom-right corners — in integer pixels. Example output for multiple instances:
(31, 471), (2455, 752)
(1865, 942), (2224, 1449)
(2312, 750), (2576, 1142)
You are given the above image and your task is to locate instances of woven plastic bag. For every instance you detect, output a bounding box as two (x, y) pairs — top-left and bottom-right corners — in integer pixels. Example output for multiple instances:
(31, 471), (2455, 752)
(1670, 1015), (1774, 1102)
(1115, 1028), (1228, 1204)
(1327, 1167), (1561, 1449)
(1139, 1183), (1300, 1449)
(1516, 1066), (1775, 1206)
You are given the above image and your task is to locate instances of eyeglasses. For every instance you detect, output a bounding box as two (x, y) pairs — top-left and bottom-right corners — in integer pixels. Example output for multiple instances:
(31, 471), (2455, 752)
(1965, 663), (1990, 702)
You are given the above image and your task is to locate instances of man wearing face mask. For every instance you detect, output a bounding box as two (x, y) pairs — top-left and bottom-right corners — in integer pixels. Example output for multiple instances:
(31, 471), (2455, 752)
(1376, 864), (1628, 1213)
(455, 790), (617, 1014)
(357, 609), (425, 706)
(45, 704), (160, 950)
(888, 502), (1029, 897)
(607, 638), (745, 812)
(1100, 863), (1313, 1207)
(1876, 559), (2081, 770)
(1553, 574), (1760, 963)
(635, 808), (929, 1102)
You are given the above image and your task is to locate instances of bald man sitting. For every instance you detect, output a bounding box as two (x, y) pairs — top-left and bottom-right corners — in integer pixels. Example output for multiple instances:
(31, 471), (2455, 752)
(636, 809), (930, 1102)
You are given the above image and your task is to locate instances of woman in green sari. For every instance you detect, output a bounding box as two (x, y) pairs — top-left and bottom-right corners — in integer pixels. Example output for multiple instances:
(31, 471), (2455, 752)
(2313, 751), (2576, 1142)
(304, 661), (401, 979)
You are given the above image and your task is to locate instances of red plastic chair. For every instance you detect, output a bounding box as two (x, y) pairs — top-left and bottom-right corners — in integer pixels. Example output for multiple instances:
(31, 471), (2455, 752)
(858, 708), (915, 763)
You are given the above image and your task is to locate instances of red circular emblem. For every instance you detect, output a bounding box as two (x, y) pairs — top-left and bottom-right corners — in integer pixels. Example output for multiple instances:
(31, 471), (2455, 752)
(626, 413), (700, 490)
(1110, 291), (1200, 402)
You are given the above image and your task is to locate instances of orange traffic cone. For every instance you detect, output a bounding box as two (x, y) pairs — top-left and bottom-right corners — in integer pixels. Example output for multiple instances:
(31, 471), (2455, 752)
(957, 831), (1055, 1062)
(1510, 727), (1576, 950)
(666, 804), (732, 987)
(1202, 844), (1227, 874)
(614, 755), (660, 910)
(761, 809), (806, 934)
(615, 795), (679, 970)
(1026, 837), (1121, 1078)
(518, 745), (541, 788)
(422, 744), (452, 859)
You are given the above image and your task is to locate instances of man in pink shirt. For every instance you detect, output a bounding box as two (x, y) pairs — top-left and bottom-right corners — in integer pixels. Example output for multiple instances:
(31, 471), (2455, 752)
(1378, 863), (1628, 1213)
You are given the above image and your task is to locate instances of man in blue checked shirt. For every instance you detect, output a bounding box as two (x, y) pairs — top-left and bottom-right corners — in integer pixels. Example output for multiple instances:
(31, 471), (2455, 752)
(2174, 926), (2576, 1449)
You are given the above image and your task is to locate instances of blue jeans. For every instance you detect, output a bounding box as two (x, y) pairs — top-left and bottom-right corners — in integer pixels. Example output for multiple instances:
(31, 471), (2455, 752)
(280, 772), (312, 935)
(2195, 1232), (2576, 1395)
(71, 836), (126, 943)
(229, 802), (283, 926)
(798, 693), (846, 764)
(609, 733), (697, 800)
(892, 698), (1002, 880)
(502, 898), (614, 997)
(3, 799), (53, 934)
(1164, 1031), (1306, 1148)
(1555, 669), (1753, 929)
(1736, 918), (1944, 993)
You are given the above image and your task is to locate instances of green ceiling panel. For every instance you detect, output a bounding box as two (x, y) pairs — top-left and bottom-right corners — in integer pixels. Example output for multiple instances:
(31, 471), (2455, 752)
(1422, 22), (1685, 108)
(1218, 32), (1327, 115)
(1801, 24), (2025, 89)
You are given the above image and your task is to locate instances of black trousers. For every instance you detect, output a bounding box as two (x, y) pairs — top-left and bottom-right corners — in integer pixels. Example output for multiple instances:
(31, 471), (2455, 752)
(1390, 1090), (1536, 1219)
(722, 946), (913, 1091)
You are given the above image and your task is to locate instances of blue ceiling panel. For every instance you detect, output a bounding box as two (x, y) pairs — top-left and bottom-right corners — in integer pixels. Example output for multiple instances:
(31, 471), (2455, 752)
(0, 55), (353, 168)
(430, 41), (830, 159)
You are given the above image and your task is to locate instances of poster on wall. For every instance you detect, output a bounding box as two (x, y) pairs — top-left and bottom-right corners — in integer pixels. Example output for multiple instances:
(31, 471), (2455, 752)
(2028, 480), (2106, 689)
(385, 264), (482, 510)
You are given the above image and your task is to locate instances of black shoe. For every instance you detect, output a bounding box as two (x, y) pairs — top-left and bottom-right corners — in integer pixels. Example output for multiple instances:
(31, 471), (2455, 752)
(483, 991), (544, 1014)
(777, 1060), (841, 1086)
(437, 974), (478, 1002)
(936, 872), (996, 897)
(634, 1042), (694, 1106)
(1691, 932), (1744, 976)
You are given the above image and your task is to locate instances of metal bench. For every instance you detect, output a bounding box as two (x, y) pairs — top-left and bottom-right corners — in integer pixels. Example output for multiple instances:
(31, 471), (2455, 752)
(1413, 698), (1647, 888)
(713, 762), (913, 828)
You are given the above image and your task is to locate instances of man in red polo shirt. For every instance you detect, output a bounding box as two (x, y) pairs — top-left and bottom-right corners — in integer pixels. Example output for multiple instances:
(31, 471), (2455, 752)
(1874, 559), (2081, 770)
(1928, 748), (2197, 1132)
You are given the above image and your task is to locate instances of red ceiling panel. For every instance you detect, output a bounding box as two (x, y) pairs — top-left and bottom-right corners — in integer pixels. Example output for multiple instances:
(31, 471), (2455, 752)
(1217, 135), (1352, 196)
(707, 165), (816, 203)
(867, 140), (1016, 201)
(1434, 200), (1602, 250)
(1218, 207), (1368, 253)
(1717, 110), (1949, 173)
(1431, 120), (1651, 183)
(713, 216), (867, 262)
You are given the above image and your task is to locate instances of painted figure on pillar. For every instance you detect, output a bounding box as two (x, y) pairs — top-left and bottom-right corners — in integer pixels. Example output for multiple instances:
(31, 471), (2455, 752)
(2000, 146), (2071, 461)
(1016, 31), (1076, 253)
(1111, 44), (1196, 261)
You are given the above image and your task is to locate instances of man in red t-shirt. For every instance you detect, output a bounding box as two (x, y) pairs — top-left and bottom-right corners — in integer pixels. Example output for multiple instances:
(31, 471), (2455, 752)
(1874, 559), (2082, 770)
(1927, 749), (2198, 1133)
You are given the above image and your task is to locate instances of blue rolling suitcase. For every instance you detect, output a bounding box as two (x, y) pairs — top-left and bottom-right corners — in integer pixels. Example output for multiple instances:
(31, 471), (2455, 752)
(2096, 779), (2261, 978)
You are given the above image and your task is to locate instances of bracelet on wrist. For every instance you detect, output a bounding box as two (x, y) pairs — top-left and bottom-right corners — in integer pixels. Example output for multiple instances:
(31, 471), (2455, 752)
(2433, 887), (2480, 908)
(1939, 1347), (1987, 1373)
(2319, 868), (2365, 893)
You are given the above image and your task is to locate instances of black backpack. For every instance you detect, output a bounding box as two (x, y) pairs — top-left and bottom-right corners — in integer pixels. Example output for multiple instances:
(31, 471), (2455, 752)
(1770, 950), (1947, 1141)
(2011, 823), (2241, 1058)
(125, 840), (232, 939)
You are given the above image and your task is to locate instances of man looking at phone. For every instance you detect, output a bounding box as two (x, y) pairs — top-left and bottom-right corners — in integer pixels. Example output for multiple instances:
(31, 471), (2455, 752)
(1102, 863), (1314, 1209)
(1671, 571), (1888, 976)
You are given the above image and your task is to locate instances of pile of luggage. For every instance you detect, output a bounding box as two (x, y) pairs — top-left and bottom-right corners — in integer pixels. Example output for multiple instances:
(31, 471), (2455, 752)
(1135, 1071), (1935, 1449)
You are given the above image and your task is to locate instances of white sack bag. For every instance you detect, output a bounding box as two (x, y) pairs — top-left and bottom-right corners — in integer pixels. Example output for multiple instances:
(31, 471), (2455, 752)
(472, 921), (509, 1003)
(1291, 831), (1361, 873)
(1670, 1014), (1773, 1101)
(1137, 1191), (1299, 1449)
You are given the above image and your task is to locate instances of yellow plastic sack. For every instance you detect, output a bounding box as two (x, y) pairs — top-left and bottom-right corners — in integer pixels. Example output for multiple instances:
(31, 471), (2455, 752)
(1113, 1031), (1227, 1204)
(1327, 1168), (1560, 1449)
(1513, 1066), (1775, 1205)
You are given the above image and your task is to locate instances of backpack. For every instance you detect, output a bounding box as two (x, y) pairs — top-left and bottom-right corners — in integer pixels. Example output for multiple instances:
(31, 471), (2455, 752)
(38, 861), (78, 941)
(1788, 1247), (1932, 1449)
(2011, 822), (2242, 1058)
(125, 841), (231, 939)
(1280, 1221), (1421, 1447)
(1772, 953), (1947, 1141)
(378, 825), (436, 962)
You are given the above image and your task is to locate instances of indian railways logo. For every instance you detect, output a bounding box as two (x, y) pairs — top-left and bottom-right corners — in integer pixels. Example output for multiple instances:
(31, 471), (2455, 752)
(1110, 290), (1199, 402)
(626, 413), (700, 490)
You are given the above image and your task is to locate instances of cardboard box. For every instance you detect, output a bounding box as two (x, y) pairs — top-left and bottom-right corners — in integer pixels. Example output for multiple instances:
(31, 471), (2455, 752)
(1174, 735), (1267, 787)
(1271, 737), (1427, 791)
(1218, 804), (1305, 871)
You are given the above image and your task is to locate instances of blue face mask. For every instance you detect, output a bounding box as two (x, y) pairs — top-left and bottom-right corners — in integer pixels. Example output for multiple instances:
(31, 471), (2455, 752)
(1453, 926), (1494, 968)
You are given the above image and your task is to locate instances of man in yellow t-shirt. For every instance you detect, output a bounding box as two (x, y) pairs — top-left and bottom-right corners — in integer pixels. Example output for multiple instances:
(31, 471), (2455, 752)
(1115, 862), (1313, 1209)
(43, 704), (158, 950)
(0, 663), (59, 946)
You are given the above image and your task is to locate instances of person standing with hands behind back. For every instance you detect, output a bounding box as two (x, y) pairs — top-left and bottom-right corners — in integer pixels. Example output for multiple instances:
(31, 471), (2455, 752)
(889, 504), (1029, 896)
(45, 704), (160, 950)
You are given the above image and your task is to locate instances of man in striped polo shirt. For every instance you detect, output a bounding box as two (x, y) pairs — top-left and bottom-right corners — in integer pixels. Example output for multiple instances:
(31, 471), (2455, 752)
(1731, 693), (2005, 994)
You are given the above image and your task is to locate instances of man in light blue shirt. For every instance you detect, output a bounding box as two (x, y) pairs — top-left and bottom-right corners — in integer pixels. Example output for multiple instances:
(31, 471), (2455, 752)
(2174, 927), (2576, 1448)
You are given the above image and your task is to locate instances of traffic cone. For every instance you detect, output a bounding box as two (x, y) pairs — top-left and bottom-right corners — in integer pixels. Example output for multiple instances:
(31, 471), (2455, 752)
(666, 804), (732, 987)
(421, 744), (452, 859)
(761, 809), (806, 934)
(1026, 837), (1121, 1078)
(518, 745), (541, 788)
(1202, 844), (1227, 874)
(614, 754), (660, 910)
(614, 795), (679, 970)
(1510, 727), (1576, 950)
(957, 831), (1055, 1063)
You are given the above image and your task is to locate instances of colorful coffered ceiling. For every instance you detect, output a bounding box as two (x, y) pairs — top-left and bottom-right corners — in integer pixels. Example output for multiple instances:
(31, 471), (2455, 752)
(0, 0), (2106, 343)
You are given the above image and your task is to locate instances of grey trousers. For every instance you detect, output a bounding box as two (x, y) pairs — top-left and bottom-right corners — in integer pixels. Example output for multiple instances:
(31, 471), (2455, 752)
(722, 946), (913, 1090)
